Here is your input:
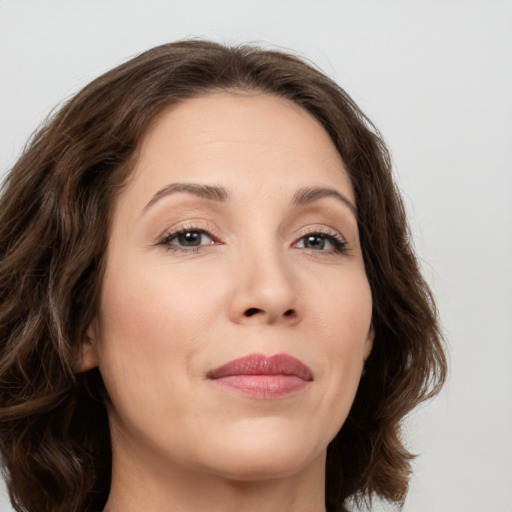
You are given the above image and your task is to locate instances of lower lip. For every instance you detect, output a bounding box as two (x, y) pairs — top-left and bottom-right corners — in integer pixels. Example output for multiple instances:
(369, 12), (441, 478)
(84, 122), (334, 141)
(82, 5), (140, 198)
(209, 375), (309, 399)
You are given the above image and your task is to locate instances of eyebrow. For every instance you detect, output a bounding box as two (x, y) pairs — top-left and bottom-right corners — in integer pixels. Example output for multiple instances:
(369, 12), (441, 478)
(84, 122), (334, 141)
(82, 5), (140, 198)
(143, 182), (229, 212)
(292, 187), (357, 217)
(142, 182), (356, 217)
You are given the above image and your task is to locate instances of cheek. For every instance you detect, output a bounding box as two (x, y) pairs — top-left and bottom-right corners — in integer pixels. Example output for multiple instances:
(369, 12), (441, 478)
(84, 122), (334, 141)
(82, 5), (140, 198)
(310, 268), (372, 347)
(307, 270), (373, 398)
(92, 268), (215, 454)
(100, 252), (220, 335)
(94, 256), (223, 392)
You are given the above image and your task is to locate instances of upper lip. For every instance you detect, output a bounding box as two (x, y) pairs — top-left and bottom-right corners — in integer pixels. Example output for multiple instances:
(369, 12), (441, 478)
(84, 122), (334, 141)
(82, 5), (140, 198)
(206, 353), (313, 381)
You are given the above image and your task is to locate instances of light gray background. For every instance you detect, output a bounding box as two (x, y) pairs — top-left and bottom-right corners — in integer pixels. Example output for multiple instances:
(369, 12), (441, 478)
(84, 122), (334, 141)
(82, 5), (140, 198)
(1, 1), (511, 511)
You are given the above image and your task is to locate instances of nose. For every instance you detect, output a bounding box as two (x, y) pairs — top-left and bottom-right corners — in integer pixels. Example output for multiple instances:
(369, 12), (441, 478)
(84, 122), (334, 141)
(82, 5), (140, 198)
(227, 245), (300, 326)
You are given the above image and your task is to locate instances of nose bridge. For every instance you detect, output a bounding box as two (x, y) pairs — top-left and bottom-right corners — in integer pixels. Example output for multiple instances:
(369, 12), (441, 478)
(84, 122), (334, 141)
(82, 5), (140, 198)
(229, 229), (298, 324)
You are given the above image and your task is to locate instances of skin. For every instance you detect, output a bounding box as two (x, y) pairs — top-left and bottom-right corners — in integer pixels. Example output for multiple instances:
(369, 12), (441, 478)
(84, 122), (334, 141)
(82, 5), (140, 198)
(80, 92), (374, 512)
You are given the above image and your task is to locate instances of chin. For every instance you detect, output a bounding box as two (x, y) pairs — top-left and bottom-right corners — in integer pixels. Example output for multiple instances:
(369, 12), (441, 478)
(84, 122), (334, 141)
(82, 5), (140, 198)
(197, 420), (330, 482)
(211, 450), (323, 483)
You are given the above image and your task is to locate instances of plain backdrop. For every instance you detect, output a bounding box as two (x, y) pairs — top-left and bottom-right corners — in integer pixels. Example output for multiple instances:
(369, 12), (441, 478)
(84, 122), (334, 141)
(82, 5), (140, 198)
(1, 1), (511, 511)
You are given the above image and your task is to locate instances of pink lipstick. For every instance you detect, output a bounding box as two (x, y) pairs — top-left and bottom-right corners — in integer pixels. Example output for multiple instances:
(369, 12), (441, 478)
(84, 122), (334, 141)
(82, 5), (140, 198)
(206, 353), (313, 399)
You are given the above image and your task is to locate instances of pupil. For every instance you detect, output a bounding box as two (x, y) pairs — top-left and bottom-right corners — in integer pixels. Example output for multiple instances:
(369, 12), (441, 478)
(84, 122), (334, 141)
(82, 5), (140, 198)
(306, 235), (324, 250)
(178, 231), (201, 246)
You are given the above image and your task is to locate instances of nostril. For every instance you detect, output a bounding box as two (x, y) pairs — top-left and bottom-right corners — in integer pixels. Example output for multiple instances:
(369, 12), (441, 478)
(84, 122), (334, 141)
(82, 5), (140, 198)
(245, 308), (261, 317)
(243, 308), (296, 319)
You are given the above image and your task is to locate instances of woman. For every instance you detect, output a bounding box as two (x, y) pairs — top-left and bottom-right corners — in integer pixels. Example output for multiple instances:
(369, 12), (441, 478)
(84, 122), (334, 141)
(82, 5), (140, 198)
(0, 40), (447, 512)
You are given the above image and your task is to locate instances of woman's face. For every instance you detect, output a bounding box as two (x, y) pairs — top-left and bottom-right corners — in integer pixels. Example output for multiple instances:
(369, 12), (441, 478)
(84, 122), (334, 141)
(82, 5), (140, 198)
(83, 92), (373, 482)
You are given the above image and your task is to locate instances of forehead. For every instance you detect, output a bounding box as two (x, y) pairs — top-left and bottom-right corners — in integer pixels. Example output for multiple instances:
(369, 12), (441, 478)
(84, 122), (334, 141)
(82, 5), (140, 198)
(123, 92), (354, 209)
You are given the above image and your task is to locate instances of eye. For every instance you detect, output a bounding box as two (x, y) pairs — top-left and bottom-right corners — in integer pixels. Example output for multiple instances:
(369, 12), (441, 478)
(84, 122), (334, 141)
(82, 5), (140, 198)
(294, 231), (347, 253)
(158, 228), (216, 251)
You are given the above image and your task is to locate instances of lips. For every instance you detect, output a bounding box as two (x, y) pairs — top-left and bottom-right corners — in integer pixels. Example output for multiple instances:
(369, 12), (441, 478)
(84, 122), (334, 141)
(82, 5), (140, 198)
(206, 353), (313, 399)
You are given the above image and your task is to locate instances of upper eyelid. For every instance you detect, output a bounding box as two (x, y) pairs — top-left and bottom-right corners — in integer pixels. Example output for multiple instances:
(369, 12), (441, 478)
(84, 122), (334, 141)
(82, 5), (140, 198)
(152, 207), (352, 240)
(165, 227), (212, 239)
(294, 231), (347, 248)
(156, 222), (347, 240)
(157, 228), (217, 253)
(157, 228), (348, 257)
(156, 221), (220, 242)
(290, 225), (350, 256)
(293, 225), (347, 242)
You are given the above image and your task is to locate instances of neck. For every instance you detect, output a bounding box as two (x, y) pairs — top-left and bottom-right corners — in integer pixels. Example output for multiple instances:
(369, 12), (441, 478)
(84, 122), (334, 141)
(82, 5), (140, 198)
(103, 439), (327, 512)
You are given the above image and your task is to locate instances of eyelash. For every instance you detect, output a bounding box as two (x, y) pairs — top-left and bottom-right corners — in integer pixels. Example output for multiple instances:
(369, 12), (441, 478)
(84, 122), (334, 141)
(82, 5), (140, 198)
(295, 229), (348, 255)
(156, 226), (348, 255)
(157, 225), (219, 253)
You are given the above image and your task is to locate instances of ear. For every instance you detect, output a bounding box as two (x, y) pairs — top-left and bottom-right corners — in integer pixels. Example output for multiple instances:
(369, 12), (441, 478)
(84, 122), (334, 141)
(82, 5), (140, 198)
(75, 324), (100, 372)
(363, 325), (375, 361)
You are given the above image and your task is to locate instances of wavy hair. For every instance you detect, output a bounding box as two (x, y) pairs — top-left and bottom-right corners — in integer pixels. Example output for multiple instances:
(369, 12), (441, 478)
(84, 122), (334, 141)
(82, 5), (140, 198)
(0, 40), (447, 512)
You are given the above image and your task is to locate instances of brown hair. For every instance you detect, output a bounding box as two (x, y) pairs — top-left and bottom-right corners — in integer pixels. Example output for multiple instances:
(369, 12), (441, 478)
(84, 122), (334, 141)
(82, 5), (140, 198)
(0, 40), (446, 512)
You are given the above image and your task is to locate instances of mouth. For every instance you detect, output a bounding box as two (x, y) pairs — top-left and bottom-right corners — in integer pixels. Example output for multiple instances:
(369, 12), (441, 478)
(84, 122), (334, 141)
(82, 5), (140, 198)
(206, 353), (313, 399)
